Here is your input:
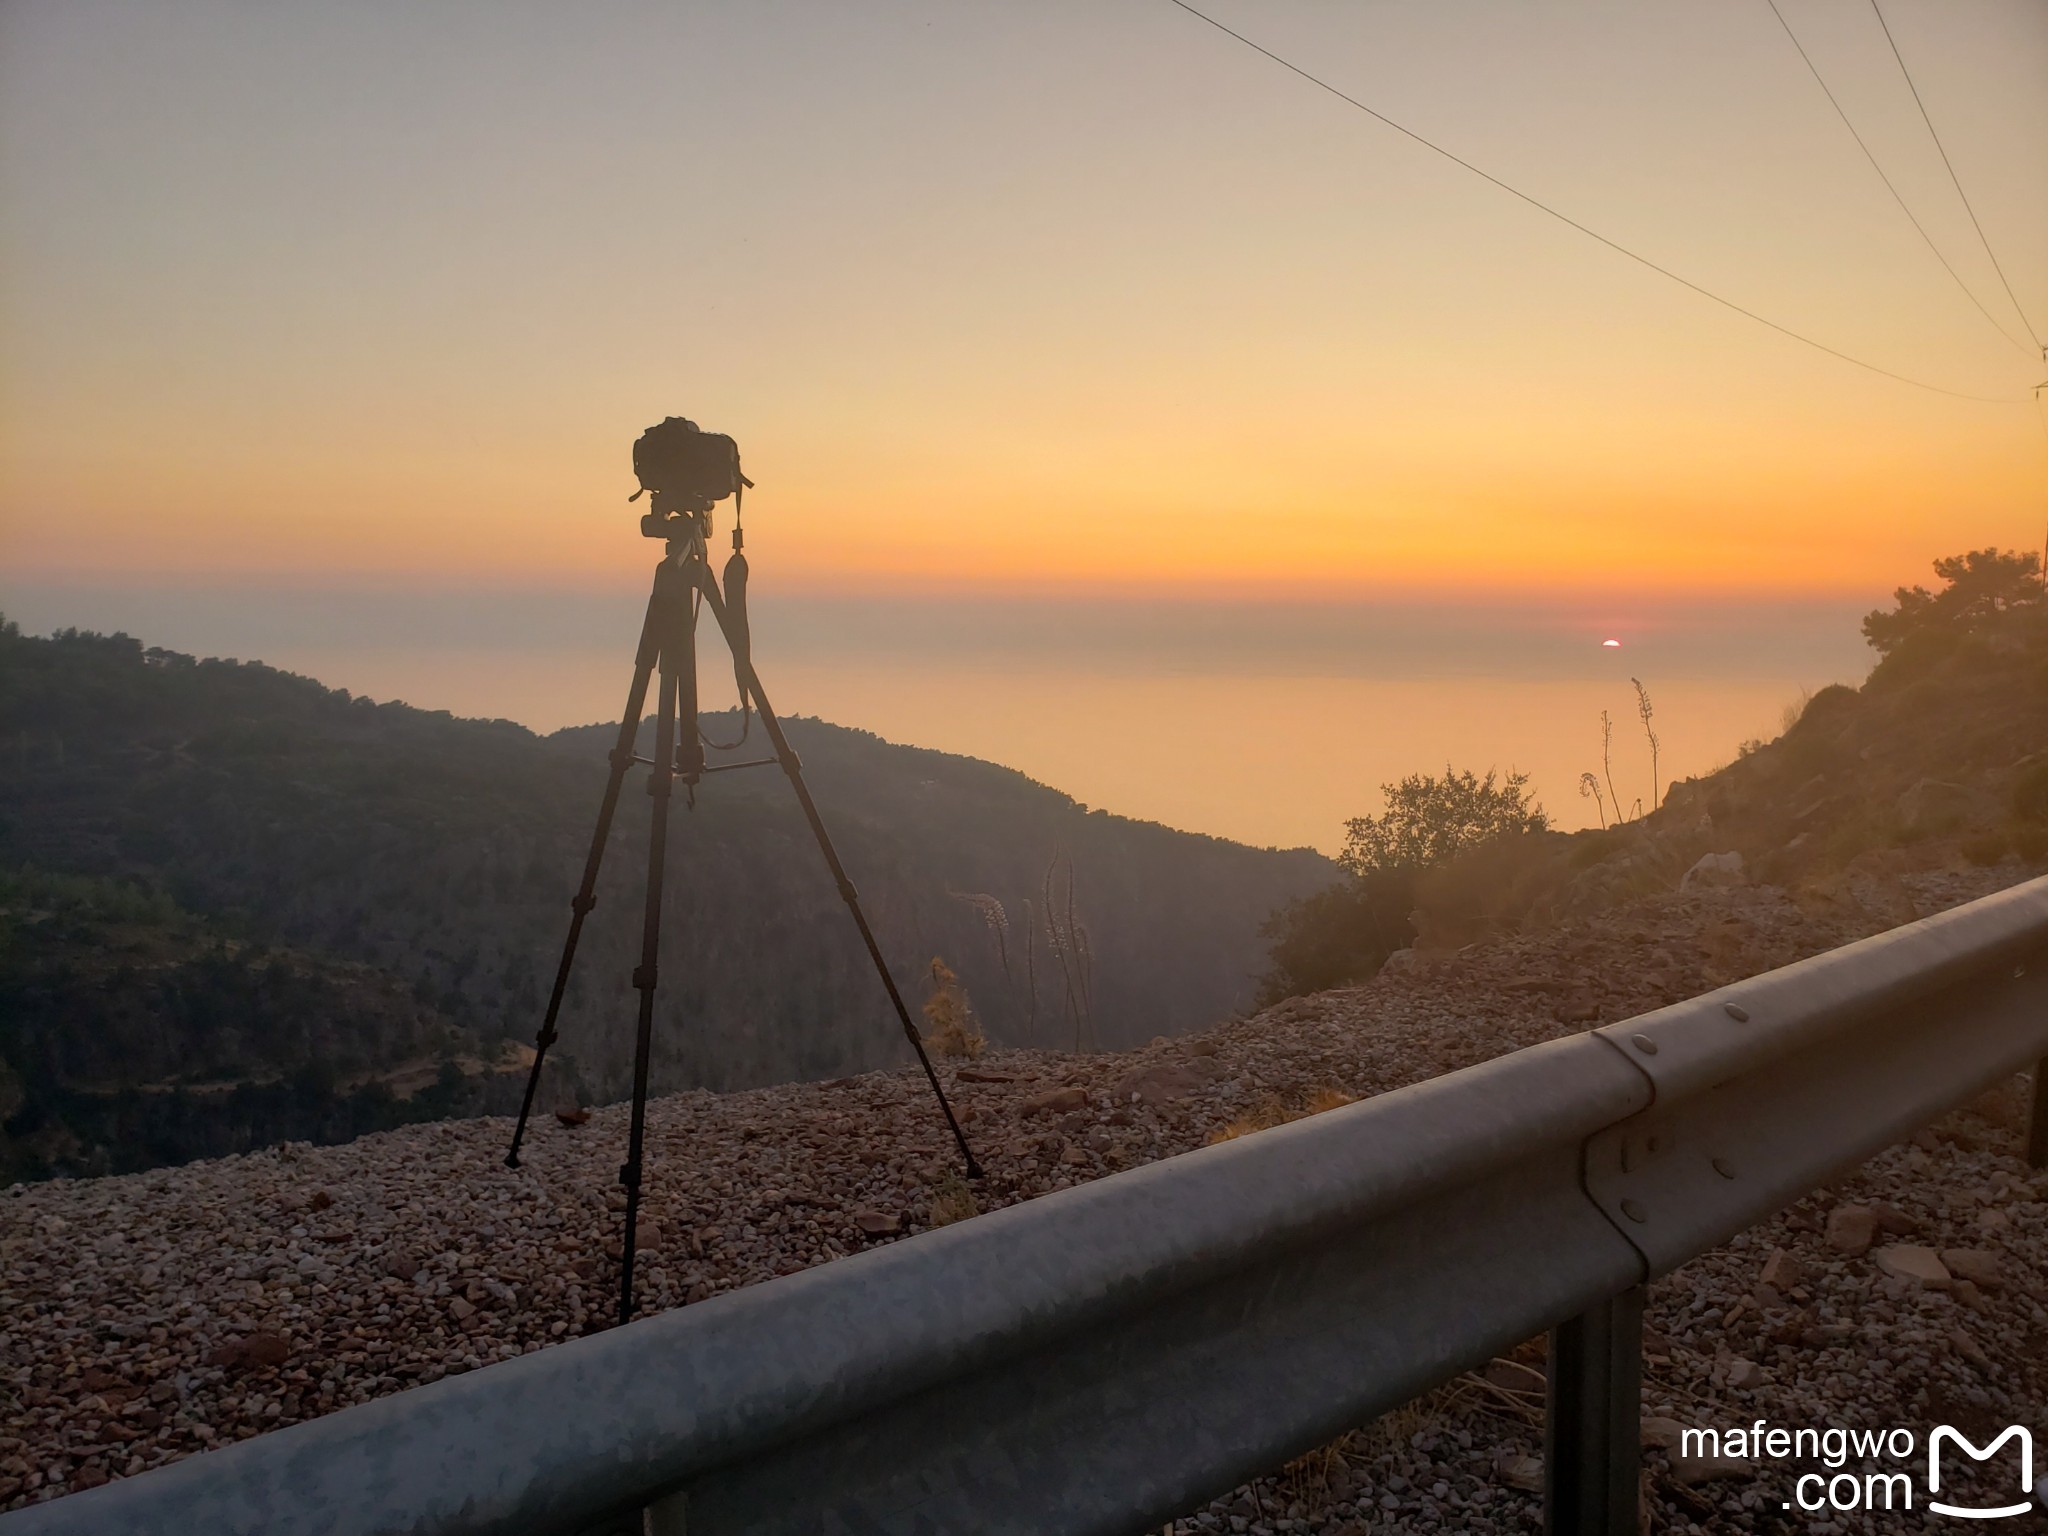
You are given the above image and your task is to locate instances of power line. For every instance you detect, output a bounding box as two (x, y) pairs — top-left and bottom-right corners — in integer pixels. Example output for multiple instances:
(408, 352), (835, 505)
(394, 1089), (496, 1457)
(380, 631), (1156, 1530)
(1868, 0), (2044, 352)
(1161, 0), (2030, 404)
(1764, 0), (2034, 358)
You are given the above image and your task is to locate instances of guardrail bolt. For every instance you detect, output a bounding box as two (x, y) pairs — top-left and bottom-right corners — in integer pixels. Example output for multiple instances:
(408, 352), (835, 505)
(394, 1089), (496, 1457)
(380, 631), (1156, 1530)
(1546, 1286), (1644, 1536)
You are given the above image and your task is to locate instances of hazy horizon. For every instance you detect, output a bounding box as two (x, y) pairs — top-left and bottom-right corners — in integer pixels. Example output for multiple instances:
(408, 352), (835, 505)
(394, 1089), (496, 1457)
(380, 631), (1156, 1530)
(2, 580), (1875, 852)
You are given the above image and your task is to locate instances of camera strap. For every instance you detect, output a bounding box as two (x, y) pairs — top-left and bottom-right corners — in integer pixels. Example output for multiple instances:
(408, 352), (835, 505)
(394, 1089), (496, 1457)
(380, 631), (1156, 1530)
(723, 540), (752, 728)
(698, 494), (755, 752)
(723, 485), (753, 732)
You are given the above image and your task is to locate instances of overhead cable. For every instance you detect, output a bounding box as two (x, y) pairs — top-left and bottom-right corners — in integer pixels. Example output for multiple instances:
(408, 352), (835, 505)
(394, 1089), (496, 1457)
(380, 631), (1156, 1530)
(1765, 0), (2034, 358)
(1162, 0), (2030, 404)
(1868, 0), (2044, 351)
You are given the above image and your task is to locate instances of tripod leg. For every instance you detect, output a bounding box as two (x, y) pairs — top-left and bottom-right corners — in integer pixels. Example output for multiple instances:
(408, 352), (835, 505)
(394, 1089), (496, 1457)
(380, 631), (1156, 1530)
(619, 564), (690, 1326)
(506, 574), (665, 1169)
(695, 570), (983, 1180)
(677, 592), (705, 785)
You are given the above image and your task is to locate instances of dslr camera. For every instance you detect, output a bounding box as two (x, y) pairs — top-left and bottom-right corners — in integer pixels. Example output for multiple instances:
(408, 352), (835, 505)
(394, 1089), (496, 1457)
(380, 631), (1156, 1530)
(631, 416), (750, 538)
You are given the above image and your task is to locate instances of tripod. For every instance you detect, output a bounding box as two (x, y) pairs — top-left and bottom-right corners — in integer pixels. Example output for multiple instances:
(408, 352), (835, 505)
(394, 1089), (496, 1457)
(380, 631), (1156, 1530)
(505, 509), (981, 1328)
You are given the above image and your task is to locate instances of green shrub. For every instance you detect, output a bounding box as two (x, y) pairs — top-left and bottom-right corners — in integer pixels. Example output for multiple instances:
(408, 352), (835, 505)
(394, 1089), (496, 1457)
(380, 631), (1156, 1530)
(1904, 808), (1965, 842)
(1263, 763), (1552, 1005)
(1822, 807), (1903, 865)
(1416, 830), (1568, 946)
(1568, 829), (1630, 869)
(1255, 871), (1417, 1006)
(1961, 831), (2010, 867)
(1866, 626), (1962, 690)
(2013, 763), (2048, 824)
(1341, 768), (1547, 876)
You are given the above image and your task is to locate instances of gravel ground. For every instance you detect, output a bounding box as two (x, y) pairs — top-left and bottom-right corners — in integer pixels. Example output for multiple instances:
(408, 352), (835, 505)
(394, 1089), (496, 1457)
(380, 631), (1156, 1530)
(3, 861), (2044, 1533)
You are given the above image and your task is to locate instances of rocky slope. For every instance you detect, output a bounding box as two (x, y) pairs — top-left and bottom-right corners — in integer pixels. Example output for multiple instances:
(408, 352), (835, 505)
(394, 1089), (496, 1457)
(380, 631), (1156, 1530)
(1386, 599), (2048, 964)
(4, 860), (2043, 1532)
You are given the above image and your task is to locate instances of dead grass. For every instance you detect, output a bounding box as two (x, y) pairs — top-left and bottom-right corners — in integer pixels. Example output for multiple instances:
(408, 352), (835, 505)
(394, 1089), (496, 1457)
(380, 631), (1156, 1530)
(921, 958), (985, 1060)
(926, 1169), (979, 1228)
(1780, 684), (1815, 736)
(1205, 1085), (1354, 1145)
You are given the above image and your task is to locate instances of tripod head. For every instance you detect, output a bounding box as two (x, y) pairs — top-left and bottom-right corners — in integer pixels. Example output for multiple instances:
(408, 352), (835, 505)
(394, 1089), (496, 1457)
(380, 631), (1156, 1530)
(639, 499), (713, 546)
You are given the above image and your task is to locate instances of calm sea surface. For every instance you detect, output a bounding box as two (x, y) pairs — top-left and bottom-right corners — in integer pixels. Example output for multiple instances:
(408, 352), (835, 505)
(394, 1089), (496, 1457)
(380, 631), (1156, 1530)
(7, 584), (1876, 853)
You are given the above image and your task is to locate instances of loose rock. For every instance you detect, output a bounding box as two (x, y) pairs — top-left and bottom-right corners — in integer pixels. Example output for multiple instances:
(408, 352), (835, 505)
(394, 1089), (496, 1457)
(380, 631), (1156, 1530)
(1825, 1204), (1878, 1256)
(1872, 1245), (1951, 1288)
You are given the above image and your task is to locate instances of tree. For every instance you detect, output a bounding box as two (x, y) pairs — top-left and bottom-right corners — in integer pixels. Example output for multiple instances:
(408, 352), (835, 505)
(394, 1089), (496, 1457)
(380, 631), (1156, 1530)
(1340, 768), (1548, 876)
(1258, 767), (1548, 1006)
(1862, 548), (2042, 656)
(1254, 871), (1417, 1006)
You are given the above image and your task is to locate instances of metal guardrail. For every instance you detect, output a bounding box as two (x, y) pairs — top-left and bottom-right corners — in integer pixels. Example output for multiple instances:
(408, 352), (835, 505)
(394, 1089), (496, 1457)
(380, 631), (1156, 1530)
(11, 877), (2048, 1536)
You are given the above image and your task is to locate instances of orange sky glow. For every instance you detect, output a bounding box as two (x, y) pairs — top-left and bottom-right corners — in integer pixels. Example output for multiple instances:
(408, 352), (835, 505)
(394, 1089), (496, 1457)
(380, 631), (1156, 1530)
(5, 0), (2043, 605)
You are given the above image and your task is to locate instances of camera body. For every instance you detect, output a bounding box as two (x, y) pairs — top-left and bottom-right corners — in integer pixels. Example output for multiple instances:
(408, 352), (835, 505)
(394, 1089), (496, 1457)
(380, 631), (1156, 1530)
(632, 416), (749, 536)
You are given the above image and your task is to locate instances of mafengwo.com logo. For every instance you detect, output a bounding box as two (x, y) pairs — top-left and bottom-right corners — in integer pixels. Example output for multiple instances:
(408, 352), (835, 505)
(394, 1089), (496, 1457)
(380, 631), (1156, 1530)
(1678, 1420), (2040, 1518)
(1927, 1427), (2034, 1520)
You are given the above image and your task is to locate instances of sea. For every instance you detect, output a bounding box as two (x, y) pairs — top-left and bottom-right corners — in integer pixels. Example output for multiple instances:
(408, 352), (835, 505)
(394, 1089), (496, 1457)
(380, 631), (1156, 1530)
(2, 583), (1875, 854)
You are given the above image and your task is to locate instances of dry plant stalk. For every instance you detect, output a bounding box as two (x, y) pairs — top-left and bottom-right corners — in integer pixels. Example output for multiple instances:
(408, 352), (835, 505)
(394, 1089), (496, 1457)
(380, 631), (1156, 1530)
(1021, 896), (1039, 1044)
(1632, 677), (1660, 812)
(1043, 848), (1089, 1051)
(1577, 770), (1608, 829)
(1073, 920), (1094, 1020)
(1780, 684), (1814, 735)
(1600, 709), (1623, 824)
(921, 958), (985, 1060)
(1065, 865), (1090, 1023)
(947, 890), (1011, 979)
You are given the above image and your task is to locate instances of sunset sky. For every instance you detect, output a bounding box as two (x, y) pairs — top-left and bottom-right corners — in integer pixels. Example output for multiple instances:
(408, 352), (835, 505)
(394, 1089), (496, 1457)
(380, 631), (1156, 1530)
(4, 1), (2045, 847)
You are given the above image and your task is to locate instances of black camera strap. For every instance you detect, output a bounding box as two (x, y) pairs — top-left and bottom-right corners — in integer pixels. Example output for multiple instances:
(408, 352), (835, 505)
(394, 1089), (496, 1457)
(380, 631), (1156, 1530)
(697, 489), (755, 752)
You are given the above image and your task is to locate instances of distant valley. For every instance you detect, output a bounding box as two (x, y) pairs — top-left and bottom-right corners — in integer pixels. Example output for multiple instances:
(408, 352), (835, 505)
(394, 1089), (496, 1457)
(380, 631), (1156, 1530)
(0, 622), (1333, 1179)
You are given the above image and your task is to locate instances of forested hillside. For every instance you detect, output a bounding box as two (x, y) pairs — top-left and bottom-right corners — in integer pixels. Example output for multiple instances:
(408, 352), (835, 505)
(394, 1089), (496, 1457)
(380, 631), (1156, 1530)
(0, 622), (1332, 1176)
(0, 866), (530, 1181)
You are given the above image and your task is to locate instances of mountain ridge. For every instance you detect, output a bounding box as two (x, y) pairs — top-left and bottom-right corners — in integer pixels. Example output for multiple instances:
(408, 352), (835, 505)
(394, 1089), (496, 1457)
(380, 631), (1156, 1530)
(0, 620), (1333, 1178)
